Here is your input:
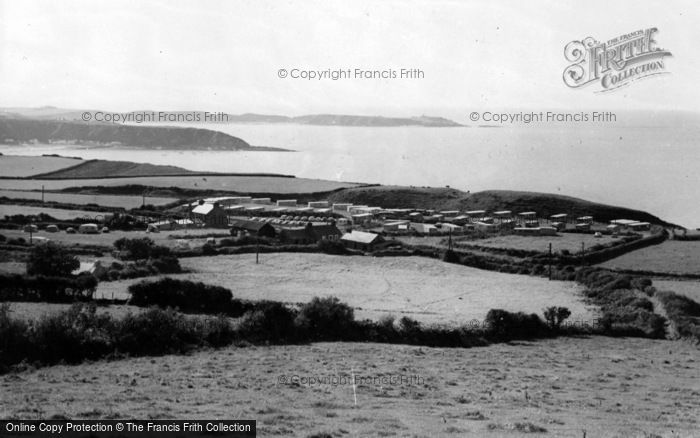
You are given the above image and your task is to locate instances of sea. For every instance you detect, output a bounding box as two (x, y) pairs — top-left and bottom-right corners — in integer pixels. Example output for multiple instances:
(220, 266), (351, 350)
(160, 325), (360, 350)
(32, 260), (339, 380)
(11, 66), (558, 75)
(1, 121), (698, 228)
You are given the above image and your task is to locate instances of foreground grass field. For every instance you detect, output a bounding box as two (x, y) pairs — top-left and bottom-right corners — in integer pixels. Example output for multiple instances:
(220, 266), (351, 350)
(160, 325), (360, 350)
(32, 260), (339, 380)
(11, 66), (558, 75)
(0, 155), (81, 177)
(97, 253), (597, 325)
(599, 240), (700, 275)
(1, 337), (697, 437)
(0, 189), (177, 208)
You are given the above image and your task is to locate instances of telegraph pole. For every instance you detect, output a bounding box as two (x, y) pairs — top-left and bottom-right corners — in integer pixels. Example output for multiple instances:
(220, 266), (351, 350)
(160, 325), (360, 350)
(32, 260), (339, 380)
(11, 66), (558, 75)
(580, 242), (585, 267)
(548, 242), (552, 280)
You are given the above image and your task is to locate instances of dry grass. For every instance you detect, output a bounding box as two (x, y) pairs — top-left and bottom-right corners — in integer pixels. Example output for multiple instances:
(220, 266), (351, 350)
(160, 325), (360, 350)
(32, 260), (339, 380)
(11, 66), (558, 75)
(0, 155), (81, 177)
(599, 240), (700, 275)
(653, 280), (700, 304)
(0, 189), (177, 208)
(1, 337), (697, 437)
(0, 175), (361, 194)
(97, 253), (598, 325)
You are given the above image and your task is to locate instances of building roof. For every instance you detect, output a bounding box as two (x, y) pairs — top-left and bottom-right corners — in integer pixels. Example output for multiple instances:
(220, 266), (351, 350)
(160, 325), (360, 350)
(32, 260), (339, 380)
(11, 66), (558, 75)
(192, 204), (215, 215)
(230, 219), (274, 232)
(493, 210), (512, 216)
(465, 210), (486, 215)
(550, 213), (568, 219)
(341, 230), (382, 244)
(518, 211), (537, 216)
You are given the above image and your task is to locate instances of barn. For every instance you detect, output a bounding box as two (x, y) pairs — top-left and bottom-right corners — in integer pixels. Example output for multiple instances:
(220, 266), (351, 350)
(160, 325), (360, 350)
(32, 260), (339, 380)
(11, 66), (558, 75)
(230, 219), (276, 238)
(192, 203), (228, 228)
(340, 230), (384, 251)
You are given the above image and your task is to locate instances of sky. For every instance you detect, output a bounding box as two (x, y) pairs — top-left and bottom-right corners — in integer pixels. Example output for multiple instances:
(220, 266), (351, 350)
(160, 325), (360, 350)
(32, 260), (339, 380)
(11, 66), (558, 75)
(1, 0), (698, 119)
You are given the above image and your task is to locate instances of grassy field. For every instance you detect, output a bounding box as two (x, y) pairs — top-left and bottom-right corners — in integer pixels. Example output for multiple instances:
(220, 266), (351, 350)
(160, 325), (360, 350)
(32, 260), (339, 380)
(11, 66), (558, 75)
(599, 240), (700, 275)
(0, 204), (110, 220)
(1, 337), (697, 437)
(654, 280), (700, 304)
(96, 253), (597, 326)
(0, 227), (221, 248)
(0, 155), (81, 177)
(0, 189), (177, 208)
(454, 233), (621, 254)
(0, 175), (361, 194)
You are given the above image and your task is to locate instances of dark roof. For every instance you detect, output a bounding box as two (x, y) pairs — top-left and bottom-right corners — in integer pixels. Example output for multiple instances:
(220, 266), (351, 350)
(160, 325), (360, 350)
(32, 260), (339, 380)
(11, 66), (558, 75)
(230, 219), (274, 232)
(280, 223), (342, 241)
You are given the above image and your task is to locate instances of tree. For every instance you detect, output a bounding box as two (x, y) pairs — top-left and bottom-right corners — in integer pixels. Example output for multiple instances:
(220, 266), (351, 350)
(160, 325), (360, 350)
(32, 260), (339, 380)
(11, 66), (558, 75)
(26, 242), (80, 277)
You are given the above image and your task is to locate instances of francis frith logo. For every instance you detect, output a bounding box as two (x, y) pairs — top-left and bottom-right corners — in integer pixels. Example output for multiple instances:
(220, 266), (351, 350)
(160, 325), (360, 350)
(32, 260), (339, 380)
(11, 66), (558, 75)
(563, 28), (672, 92)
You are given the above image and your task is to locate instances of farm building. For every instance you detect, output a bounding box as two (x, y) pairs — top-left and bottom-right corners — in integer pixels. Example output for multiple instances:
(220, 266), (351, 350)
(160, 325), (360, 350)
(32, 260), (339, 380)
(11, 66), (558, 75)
(340, 230), (384, 251)
(45, 225), (59, 233)
(192, 203), (229, 228)
(279, 223), (342, 244)
(493, 210), (512, 220)
(245, 206), (265, 213)
(575, 223), (591, 231)
(150, 218), (194, 230)
(224, 205), (246, 214)
(276, 199), (298, 207)
(578, 216), (594, 224)
(230, 219), (276, 238)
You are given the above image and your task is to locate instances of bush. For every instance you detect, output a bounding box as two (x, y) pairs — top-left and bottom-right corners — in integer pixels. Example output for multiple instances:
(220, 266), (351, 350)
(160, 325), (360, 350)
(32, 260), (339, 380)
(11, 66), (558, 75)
(113, 237), (171, 261)
(26, 242), (80, 277)
(238, 301), (298, 343)
(296, 296), (356, 341)
(115, 308), (201, 355)
(31, 303), (115, 364)
(0, 234), (6, 242)
(0, 303), (30, 368)
(543, 306), (571, 330)
(485, 309), (546, 340)
(442, 249), (460, 263)
(128, 278), (233, 314)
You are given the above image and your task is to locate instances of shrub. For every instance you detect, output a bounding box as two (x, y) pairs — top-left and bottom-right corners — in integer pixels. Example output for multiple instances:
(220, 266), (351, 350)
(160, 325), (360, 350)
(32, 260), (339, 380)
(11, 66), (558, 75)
(0, 303), (30, 368)
(485, 309), (546, 340)
(442, 249), (460, 263)
(32, 303), (115, 364)
(115, 308), (201, 355)
(296, 296), (356, 341)
(238, 301), (298, 343)
(0, 234), (6, 242)
(113, 237), (171, 261)
(543, 306), (572, 330)
(128, 278), (233, 314)
(26, 242), (80, 277)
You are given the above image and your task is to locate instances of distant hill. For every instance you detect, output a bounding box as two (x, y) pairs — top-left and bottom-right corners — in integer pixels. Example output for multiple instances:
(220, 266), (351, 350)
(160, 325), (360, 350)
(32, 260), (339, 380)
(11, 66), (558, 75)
(0, 118), (286, 151)
(30, 159), (203, 179)
(327, 186), (674, 226)
(1, 108), (463, 127)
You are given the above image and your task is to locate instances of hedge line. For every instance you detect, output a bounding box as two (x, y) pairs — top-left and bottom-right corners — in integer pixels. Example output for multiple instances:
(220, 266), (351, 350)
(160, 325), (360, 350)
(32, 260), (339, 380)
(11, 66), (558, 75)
(0, 273), (98, 302)
(1, 297), (580, 372)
